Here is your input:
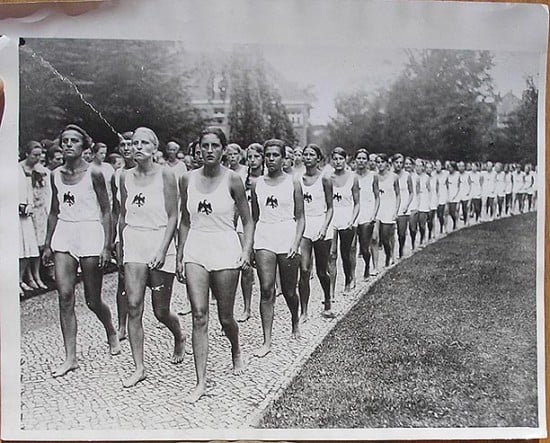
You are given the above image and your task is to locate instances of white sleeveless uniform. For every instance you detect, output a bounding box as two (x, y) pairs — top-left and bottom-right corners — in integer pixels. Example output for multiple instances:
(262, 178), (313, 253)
(513, 171), (525, 194)
(525, 171), (535, 195)
(504, 172), (513, 195)
(447, 172), (460, 203)
(429, 174), (438, 210)
(397, 172), (410, 216)
(377, 172), (397, 224)
(357, 172), (377, 224)
(418, 174), (431, 212)
(183, 168), (242, 271)
(436, 171), (448, 205)
(495, 171), (506, 198)
(484, 170), (496, 198)
(254, 173), (296, 254)
(122, 167), (176, 273)
(51, 166), (104, 260)
(469, 171), (482, 199)
(458, 172), (470, 201)
(408, 172), (419, 214)
(332, 172), (355, 229)
(233, 166), (249, 234)
(302, 174), (333, 241)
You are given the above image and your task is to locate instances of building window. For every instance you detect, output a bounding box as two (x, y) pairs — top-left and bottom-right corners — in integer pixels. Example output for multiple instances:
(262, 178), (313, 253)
(288, 112), (303, 126)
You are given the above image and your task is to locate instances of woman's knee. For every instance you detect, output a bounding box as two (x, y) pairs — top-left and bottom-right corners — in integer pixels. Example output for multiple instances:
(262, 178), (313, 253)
(153, 304), (171, 322)
(259, 281), (275, 300)
(192, 309), (208, 329)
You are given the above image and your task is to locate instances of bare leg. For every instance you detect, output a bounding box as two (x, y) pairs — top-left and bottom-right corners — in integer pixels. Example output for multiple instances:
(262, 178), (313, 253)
(277, 253), (301, 339)
(51, 253), (79, 377)
(418, 212), (428, 244)
(211, 269), (244, 374)
(116, 270), (128, 340)
(328, 232), (338, 301)
(254, 250), (277, 357)
(184, 263), (210, 402)
(396, 215), (408, 258)
(313, 238), (334, 316)
(30, 255), (47, 289)
(339, 227), (356, 292)
(80, 256), (120, 356)
(298, 237), (313, 323)
(150, 270), (186, 364)
(122, 263), (148, 388)
(358, 222), (374, 279)
(236, 233), (253, 322)
(408, 211), (418, 250)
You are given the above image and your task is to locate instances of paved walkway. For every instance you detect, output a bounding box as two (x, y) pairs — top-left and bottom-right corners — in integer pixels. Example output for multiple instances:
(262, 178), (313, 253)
(20, 212), (526, 430)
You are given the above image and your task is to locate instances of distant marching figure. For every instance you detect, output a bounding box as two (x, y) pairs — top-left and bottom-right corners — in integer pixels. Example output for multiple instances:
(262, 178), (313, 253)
(375, 154), (400, 267)
(457, 161), (470, 226)
(355, 148), (380, 279)
(512, 163), (525, 214)
(298, 144), (335, 321)
(447, 161), (460, 230)
(405, 156), (420, 250)
(415, 158), (431, 244)
(250, 139), (305, 358)
(42, 124), (120, 378)
(483, 161), (496, 219)
(426, 161), (438, 240)
(504, 164), (513, 215)
(494, 162), (506, 217)
(469, 162), (483, 222)
(434, 160), (448, 234)
(524, 163), (535, 211)
(393, 153), (413, 258)
(329, 147), (360, 296)
(176, 127), (252, 403)
(119, 127), (186, 388)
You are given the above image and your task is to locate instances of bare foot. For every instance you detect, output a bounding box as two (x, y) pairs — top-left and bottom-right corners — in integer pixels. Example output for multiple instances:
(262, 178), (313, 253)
(253, 344), (271, 358)
(51, 360), (79, 378)
(184, 384), (206, 403)
(322, 309), (337, 319)
(299, 313), (308, 324)
(122, 369), (146, 388)
(291, 326), (301, 340)
(232, 353), (245, 375)
(108, 334), (122, 355)
(236, 311), (251, 323)
(118, 328), (127, 341)
(171, 335), (186, 364)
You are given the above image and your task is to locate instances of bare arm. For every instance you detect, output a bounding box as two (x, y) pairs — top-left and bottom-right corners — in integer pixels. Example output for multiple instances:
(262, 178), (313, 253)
(350, 175), (360, 227)
(320, 175), (334, 238)
(372, 174), (380, 221)
(290, 176), (305, 257)
(154, 168), (178, 264)
(230, 172), (254, 267)
(91, 168), (112, 267)
(393, 175), (401, 220)
(176, 174), (190, 281)
(42, 172), (59, 264)
(405, 174), (413, 211)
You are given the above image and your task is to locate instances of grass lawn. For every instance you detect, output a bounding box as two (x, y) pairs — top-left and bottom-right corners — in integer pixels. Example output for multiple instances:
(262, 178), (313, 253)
(260, 213), (538, 428)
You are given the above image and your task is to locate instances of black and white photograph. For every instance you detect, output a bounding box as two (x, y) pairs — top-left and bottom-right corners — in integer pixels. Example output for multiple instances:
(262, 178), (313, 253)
(0, 0), (547, 440)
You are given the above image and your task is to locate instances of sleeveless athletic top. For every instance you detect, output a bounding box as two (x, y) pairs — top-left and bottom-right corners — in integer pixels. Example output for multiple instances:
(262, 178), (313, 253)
(408, 172), (419, 212)
(186, 168), (235, 232)
(436, 171), (448, 204)
(124, 167), (167, 230)
(417, 173), (430, 212)
(512, 171), (524, 193)
(483, 170), (496, 196)
(447, 172), (460, 202)
(469, 171), (482, 199)
(358, 172), (376, 218)
(397, 171), (410, 214)
(255, 174), (295, 224)
(505, 172), (513, 194)
(54, 166), (100, 223)
(457, 172), (469, 201)
(525, 171), (535, 194)
(494, 171), (506, 196)
(332, 172), (355, 228)
(377, 172), (397, 223)
(429, 174), (438, 209)
(302, 173), (326, 218)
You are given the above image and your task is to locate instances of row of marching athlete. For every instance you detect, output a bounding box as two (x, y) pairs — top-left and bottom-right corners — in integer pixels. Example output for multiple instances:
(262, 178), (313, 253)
(40, 123), (537, 403)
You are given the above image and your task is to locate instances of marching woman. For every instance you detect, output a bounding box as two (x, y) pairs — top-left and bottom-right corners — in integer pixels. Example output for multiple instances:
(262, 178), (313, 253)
(118, 127), (186, 388)
(504, 163), (514, 215)
(447, 161), (460, 230)
(494, 162), (506, 217)
(298, 144), (334, 321)
(42, 124), (120, 378)
(434, 160), (448, 234)
(329, 147), (360, 295)
(469, 162), (483, 222)
(393, 154), (413, 258)
(405, 156), (420, 250)
(176, 127), (252, 402)
(250, 139), (305, 358)
(415, 158), (431, 245)
(355, 149), (380, 279)
(457, 161), (470, 226)
(483, 161), (496, 219)
(426, 161), (438, 240)
(512, 163), (525, 214)
(227, 143), (254, 323)
(524, 163), (535, 212)
(376, 154), (400, 267)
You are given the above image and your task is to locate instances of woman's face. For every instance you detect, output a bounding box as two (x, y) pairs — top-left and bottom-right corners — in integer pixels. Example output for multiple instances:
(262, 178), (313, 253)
(294, 148), (303, 165)
(355, 152), (368, 170)
(332, 153), (346, 171)
(247, 149), (263, 170)
(471, 163), (478, 172)
(435, 160), (442, 172)
(265, 145), (284, 173)
(200, 133), (224, 166)
(425, 162), (433, 175)
(415, 160), (424, 175)
(393, 156), (404, 172)
(26, 147), (42, 166)
(96, 146), (107, 163)
(376, 156), (387, 172)
(368, 154), (377, 171)
(61, 129), (85, 160)
(404, 158), (413, 172)
(283, 147), (294, 170)
(165, 142), (179, 160)
(132, 128), (158, 162)
(226, 147), (241, 167)
(302, 147), (319, 168)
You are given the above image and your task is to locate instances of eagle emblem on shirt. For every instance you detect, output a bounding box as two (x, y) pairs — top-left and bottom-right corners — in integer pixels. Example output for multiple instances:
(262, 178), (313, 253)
(63, 191), (75, 206)
(132, 193), (146, 207)
(266, 195), (278, 208)
(333, 193), (342, 202)
(198, 200), (213, 215)
(304, 192), (312, 203)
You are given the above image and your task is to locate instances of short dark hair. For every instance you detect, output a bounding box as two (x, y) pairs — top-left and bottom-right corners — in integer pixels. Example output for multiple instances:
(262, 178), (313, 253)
(59, 124), (92, 150)
(199, 127), (227, 148)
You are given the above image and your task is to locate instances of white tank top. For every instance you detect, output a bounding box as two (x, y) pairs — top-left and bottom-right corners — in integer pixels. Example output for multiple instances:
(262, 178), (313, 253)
(447, 172), (460, 202)
(469, 171), (482, 198)
(436, 171), (448, 204)
(255, 174), (295, 224)
(409, 172), (419, 211)
(483, 170), (496, 196)
(358, 172), (375, 207)
(302, 173), (326, 218)
(458, 172), (469, 201)
(418, 173), (430, 212)
(512, 171), (524, 193)
(429, 174), (438, 209)
(332, 172), (354, 226)
(495, 171), (506, 196)
(123, 167), (167, 230)
(505, 172), (513, 194)
(187, 168), (235, 232)
(54, 166), (101, 222)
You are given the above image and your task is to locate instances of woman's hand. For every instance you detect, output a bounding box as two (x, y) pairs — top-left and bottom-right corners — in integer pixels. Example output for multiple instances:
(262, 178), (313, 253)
(98, 246), (111, 269)
(42, 245), (53, 266)
(148, 250), (166, 270)
(287, 243), (300, 259)
(176, 260), (185, 283)
(237, 251), (251, 271)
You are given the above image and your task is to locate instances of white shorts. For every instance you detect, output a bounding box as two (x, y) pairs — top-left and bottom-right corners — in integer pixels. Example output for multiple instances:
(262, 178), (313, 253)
(254, 219), (296, 254)
(51, 220), (104, 261)
(304, 214), (333, 241)
(184, 229), (242, 272)
(123, 226), (176, 274)
(332, 205), (354, 230)
(357, 200), (375, 225)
